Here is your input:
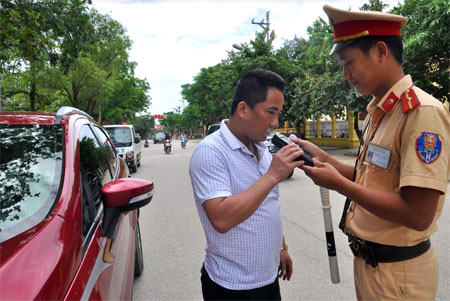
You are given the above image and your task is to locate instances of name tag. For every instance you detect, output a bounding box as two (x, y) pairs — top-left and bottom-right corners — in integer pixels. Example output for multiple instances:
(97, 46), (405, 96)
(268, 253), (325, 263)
(366, 143), (391, 169)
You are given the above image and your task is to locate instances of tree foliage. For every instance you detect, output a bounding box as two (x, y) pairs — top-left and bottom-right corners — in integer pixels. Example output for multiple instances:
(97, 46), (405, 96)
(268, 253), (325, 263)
(1, 0), (150, 126)
(393, 0), (449, 102)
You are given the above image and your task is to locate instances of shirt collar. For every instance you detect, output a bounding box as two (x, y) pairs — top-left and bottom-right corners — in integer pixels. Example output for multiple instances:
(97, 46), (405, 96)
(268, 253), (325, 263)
(367, 75), (413, 115)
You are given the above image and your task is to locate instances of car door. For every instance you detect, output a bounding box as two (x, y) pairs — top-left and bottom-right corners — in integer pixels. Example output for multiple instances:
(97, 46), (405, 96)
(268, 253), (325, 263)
(64, 122), (136, 300)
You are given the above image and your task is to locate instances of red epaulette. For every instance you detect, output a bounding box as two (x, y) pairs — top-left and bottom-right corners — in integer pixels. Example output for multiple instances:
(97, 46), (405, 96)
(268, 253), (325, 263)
(381, 91), (399, 113)
(401, 88), (421, 113)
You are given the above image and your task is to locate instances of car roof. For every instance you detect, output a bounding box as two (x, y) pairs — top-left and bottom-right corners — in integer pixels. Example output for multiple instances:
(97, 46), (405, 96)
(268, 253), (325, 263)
(0, 107), (97, 127)
(0, 112), (55, 125)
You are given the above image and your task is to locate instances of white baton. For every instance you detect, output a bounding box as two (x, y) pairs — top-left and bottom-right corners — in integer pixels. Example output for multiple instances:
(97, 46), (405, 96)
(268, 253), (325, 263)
(319, 186), (340, 284)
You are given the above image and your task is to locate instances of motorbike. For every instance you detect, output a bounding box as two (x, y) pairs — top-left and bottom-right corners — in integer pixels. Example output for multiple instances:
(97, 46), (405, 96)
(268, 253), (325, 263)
(144, 140), (149, 148)
(163, 139), (171, 154)
(181, 137), (187, 149)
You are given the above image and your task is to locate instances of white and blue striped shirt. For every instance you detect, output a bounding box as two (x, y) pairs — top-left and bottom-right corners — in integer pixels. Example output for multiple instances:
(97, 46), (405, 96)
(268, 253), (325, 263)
(189, 120), (283, 290)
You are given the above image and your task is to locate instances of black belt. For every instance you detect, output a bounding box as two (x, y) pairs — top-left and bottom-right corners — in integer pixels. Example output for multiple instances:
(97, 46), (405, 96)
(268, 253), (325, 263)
(348, 235), (431, 267)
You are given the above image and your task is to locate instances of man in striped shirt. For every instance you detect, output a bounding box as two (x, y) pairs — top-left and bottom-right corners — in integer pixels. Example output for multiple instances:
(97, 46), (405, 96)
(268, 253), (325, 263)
(189, 69), (305, 300)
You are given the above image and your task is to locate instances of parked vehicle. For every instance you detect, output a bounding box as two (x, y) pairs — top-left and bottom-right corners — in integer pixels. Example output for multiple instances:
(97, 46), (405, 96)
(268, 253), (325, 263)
(264, 133), (294, 179)
(206, 123), (220, 136)
(153, 132), (165, 144)
(163, 139), (171, 154)
(105, 124), (142, 173)
(0, 106), (154, 300)
(181, 136), (187, 149)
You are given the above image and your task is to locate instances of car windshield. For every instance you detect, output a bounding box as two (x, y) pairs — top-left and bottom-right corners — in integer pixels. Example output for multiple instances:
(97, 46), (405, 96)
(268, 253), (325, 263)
(0, 124), (63, 242)
(105, 127), (132, 147)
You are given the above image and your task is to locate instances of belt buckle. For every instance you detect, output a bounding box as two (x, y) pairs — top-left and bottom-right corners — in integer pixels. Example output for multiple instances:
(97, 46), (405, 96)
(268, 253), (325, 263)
(348, 235), (365, 251)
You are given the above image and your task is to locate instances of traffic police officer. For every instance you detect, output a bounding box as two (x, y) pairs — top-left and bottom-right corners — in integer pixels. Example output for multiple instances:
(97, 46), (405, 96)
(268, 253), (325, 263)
(294, 5), (450, 300)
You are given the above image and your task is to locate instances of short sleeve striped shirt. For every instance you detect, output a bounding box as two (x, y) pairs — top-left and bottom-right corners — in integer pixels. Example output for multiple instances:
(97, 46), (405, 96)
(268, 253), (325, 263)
(189, 120), (283, 290)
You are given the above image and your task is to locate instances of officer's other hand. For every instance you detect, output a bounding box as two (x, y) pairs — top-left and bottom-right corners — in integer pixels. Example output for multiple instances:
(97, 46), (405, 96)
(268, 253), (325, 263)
(290, 137), (325, 162)
(268, 144), (304, 182)
(279, 250), (293, 281)
(302, 158), (343, 190)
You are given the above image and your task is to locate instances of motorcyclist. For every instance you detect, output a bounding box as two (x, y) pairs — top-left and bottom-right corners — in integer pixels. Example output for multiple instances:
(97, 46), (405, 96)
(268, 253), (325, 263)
(180, 133), (187, 148)
(163, 132), (172, 153)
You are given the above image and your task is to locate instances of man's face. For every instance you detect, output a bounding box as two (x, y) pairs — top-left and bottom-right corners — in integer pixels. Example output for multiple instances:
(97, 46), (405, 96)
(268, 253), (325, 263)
(336, 46), (380, 95)
(245, 88), (284, 142)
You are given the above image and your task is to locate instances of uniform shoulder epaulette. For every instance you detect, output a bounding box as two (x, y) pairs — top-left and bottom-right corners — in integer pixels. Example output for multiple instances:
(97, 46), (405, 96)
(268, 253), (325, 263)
(381, 91), (399, 113)
(401, 87), (421, 113)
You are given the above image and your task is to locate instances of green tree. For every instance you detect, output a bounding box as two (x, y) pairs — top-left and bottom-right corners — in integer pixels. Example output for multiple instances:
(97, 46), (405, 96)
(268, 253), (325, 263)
(0, 0), (92, 111)
(392, 0), (449, 103)
(134, 114), (155, 139)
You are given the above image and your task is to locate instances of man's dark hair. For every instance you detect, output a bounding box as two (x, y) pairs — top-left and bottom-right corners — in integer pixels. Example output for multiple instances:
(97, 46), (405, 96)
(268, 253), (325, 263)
(349, 36), (403, 64)
(230, 69), (286, 116)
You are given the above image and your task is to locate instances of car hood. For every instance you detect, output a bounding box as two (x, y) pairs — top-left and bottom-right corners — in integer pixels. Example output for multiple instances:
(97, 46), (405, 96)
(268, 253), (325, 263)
(0, 214), (81, 300)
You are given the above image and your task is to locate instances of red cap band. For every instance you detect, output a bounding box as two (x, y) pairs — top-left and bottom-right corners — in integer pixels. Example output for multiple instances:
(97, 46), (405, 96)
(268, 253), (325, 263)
(334, 20), (401, 41)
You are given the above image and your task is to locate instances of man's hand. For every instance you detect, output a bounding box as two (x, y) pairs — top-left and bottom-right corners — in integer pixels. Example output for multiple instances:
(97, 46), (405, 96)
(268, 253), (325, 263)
(301, 159), (345, 191)
(290, 138), (325, 162)
(279, 250), (293, 281)
(267, 144), (304, 183)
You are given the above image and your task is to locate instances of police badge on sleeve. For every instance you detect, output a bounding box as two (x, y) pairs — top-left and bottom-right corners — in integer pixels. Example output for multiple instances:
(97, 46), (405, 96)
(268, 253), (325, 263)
(416, 132), (442, 164)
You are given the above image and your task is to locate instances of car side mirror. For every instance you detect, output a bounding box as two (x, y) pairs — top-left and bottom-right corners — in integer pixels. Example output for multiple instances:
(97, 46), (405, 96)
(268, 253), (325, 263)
(134, 137), (140, 143)
(101, 178), (154, 238)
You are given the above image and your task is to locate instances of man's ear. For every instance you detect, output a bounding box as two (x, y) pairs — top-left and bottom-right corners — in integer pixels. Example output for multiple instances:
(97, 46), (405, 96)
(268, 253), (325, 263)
(236, 101), (247, 118)
(374, 41), (388, 62)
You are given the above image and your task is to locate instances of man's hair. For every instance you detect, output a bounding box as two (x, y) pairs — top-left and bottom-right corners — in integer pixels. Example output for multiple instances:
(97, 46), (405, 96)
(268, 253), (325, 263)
(349, 36), (403, 64)
(230, 69), (286, 116)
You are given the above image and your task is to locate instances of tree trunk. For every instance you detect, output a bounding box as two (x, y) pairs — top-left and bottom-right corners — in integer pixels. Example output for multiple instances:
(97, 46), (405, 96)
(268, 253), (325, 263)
(30, 61), (36, 111)
(72, 83), (79, 108)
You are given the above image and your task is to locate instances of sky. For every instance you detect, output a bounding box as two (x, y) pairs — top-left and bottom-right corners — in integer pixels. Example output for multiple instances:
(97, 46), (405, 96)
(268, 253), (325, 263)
(91, 0), (400, 116)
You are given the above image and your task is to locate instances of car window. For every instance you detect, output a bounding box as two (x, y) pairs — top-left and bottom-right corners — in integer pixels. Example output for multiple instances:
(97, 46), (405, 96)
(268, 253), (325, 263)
(79, 125), (112, 239)
(0, 124), (63, 242)
(92, 125), (117, 176)
(206, 124), (220, 136)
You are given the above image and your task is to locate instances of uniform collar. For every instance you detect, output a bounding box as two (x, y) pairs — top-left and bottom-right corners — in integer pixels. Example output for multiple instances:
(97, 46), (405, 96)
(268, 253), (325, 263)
(219, 119), (266, 155)
(368, 75), (413, 115)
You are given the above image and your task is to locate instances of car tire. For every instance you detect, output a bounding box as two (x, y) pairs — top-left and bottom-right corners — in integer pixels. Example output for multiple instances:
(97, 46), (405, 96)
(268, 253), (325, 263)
(134, 220), (144, 277)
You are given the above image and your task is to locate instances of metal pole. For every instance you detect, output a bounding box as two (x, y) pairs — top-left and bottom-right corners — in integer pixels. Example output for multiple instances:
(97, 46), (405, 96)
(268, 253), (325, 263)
(319, 186), (340, 284)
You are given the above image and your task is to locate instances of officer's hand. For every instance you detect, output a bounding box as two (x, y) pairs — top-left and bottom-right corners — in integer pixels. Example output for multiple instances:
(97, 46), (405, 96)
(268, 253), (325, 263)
(279, 250), (293, 281)
(267, 144), (304, 183)
(302, 158), (343, 190)
(290, 138), (325, 162)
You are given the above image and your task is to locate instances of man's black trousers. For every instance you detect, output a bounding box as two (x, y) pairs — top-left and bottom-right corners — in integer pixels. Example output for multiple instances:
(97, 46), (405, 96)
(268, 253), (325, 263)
(201, 265), (281, 300)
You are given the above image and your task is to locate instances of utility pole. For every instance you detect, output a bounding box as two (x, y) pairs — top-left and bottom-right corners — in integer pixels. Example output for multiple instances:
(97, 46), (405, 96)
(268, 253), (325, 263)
(251, 11), (270, 41)
(180, 98), (185, 111)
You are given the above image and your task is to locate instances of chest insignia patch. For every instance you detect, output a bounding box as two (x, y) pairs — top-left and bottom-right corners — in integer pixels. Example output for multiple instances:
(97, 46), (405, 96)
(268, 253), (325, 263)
(416, 132), (442, 164)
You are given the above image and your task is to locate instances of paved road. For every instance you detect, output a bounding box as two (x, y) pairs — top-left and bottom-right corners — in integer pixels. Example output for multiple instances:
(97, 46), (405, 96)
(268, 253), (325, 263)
(132, 139), (449, 300)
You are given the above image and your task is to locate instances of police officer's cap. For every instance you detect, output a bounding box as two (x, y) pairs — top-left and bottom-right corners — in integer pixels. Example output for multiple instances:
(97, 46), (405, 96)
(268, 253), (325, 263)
(323, 5), (408, 54)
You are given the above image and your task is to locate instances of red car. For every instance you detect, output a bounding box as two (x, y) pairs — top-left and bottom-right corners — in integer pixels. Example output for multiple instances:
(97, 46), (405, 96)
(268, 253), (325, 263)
(0, 107), (153, 300)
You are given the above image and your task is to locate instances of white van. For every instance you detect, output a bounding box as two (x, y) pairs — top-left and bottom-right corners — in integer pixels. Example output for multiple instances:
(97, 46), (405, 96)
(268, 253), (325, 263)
(105, 124), (142, 173)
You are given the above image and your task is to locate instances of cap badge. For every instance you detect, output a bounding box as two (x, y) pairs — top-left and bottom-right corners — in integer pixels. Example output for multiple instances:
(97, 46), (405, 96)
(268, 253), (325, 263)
(416, 132), (441, 164)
